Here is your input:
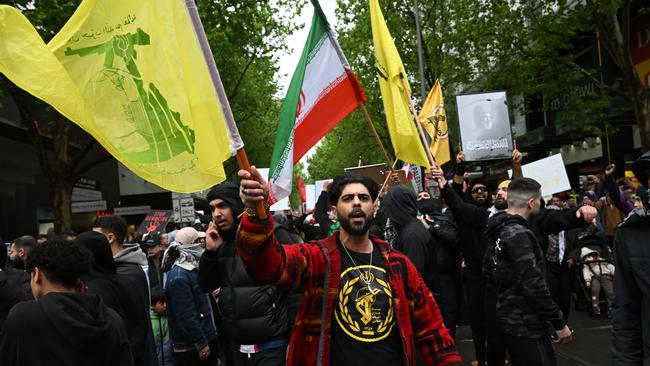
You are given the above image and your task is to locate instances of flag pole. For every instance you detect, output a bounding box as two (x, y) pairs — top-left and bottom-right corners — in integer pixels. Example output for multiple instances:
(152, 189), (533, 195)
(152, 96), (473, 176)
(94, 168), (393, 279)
(184, 0), (267, 219)
(412, 0), (428, 106)
(359, 105), (397, 174)
(400, 76), (436, 169)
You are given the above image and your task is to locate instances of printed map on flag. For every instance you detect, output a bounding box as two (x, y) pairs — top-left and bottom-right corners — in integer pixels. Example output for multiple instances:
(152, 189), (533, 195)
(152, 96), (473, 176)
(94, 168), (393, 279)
(268, 0), (366, 202)
(0, 0), (235, 193)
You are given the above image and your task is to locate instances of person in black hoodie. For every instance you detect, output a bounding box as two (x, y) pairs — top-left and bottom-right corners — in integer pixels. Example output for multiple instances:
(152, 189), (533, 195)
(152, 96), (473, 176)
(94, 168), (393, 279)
(482, 178), (572, 366)
(0, 240), (133, 366)
(199, 182), (290, 365)
(382, 185), (436, 293)
(417, 191), (461, 339)
(612, 151), (650, 365)
(75, 231), (158, 366)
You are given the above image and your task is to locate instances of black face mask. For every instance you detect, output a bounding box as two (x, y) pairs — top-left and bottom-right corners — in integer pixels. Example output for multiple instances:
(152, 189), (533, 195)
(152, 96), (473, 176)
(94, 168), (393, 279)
(416, 198), (440, 215)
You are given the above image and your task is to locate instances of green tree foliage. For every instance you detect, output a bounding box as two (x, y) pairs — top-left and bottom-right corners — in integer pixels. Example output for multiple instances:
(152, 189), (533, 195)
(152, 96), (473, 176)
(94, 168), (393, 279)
(306, 0), (649, 180)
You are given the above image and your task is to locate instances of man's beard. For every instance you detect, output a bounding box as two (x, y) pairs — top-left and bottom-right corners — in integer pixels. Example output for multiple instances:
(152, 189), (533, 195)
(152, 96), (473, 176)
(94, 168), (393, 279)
(494, 198), (508, 210)
(339, 209), (373, 236)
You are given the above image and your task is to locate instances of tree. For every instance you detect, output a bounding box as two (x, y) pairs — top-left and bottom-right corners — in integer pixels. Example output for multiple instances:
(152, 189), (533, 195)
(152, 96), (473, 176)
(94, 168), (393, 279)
(1, 0), (304, 231)
(306, 0), (649, 180)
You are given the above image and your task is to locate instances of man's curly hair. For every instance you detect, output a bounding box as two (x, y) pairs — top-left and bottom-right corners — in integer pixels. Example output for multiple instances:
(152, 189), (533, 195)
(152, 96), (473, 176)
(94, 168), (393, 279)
(328, 174), (380, 206)
(26, 240), (92, 289)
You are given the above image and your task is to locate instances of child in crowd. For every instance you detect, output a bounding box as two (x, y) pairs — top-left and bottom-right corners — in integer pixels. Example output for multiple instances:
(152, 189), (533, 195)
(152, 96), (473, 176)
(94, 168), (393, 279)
(581, 248), (615, 317)
(151, 287), (174, 366)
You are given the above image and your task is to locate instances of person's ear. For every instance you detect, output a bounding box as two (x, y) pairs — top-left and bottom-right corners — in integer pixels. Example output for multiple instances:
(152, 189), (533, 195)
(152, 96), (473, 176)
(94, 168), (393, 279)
(106, 232), (116, 244)
(32, 267), (43, 285)
(18, 248), (26, 258)
(331, 205), (338, 220)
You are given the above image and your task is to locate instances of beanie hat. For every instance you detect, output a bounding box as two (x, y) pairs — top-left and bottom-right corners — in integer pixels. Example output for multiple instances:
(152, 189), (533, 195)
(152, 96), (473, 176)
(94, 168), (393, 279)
(175, 227), (199, 245)
(74, 231), (116, 274)
(498, 180), (511, 189)
(580, 191), (597, 202)
(206, 182), (244, 218)
(631, 151), (650, 187)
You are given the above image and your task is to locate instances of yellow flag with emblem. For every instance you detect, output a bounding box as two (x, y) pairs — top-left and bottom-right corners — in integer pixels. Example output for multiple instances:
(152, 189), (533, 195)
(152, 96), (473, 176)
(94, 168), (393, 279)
(0, 0), (234, 193)
(369, 0), (429, 168)
(419, 80), (451, 165)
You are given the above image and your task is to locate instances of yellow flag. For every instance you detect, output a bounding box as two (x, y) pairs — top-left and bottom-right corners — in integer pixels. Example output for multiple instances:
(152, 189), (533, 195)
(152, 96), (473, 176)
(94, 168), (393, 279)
(0, 1), (233, 193)
(418, 80), (451, 165)
(369, 0), (429, 168)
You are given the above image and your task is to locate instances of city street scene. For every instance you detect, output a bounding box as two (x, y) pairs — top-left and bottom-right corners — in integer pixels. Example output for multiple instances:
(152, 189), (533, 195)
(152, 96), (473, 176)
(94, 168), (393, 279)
(0, 0), (648, 365)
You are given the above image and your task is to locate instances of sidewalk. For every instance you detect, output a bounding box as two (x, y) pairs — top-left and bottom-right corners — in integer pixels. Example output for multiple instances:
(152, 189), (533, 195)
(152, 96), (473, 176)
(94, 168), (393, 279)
(455, 307), (612, 366)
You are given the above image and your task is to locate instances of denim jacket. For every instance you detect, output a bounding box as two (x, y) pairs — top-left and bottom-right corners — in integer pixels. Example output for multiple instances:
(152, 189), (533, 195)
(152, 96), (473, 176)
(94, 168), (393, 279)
(165, 265), (216, 350)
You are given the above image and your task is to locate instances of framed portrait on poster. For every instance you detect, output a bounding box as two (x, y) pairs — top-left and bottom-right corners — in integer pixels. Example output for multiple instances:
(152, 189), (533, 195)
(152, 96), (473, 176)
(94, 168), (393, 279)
(456, 91), (513, 161)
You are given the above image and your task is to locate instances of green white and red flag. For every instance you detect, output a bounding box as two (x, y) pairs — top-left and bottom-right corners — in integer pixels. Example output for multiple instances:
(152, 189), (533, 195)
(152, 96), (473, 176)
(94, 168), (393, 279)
(268, 0), (366, 202)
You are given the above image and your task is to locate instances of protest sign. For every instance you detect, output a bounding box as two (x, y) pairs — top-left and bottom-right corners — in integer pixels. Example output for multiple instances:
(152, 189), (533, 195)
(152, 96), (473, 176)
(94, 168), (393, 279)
(509, 154), (571, 197)
(138, 210), (173, 235)
(456, 91), (513, 161)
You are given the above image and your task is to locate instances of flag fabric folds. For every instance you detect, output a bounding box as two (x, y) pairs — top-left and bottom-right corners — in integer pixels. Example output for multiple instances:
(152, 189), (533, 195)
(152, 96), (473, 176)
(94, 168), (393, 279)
(369, 0), (430, 168)
(419, 80), (451, 165)
(0, 0), (235, 193)
(268, 0), (366, 203)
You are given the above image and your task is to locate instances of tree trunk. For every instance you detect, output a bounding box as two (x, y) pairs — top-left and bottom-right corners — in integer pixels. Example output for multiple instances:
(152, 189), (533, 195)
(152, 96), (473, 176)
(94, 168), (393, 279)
(52, 180), (73, 232)
(634, 94), (650, 151)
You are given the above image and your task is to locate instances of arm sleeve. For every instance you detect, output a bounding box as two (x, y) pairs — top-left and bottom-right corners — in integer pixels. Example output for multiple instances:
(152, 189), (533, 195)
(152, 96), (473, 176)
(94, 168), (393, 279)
(399, 229), (430, 277)
(430, 213), (459, 249)
(167, 275), (210, 350)
(612, 231), (644, 365)
(314, 191), (332, 234)
(536, 207), (586, 235)
(604, 177), (634, 216)
(440, 184), (487, 230)
(198, 249), (221, 293)
(406, 260), (462, 366)
(582, 266), (592, 283)
(507, 232), (565, 330)
(236, 214), (326, 292)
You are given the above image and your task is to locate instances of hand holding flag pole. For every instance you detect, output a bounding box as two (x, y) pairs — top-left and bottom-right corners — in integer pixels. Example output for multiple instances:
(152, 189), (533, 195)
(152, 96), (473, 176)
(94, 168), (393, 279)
(185, 0), (267, 218)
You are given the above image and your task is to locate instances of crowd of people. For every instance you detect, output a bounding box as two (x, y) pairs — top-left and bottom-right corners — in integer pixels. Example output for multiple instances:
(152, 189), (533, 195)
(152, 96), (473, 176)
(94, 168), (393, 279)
(0, 150), (648, 366)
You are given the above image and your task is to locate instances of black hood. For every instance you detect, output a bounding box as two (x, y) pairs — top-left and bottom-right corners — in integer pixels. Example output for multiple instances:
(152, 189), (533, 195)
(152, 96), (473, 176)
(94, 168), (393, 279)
(40, 292), (114, 350)
(631, 150), (650, 187)
(485, 211), (527, 238)
(75, 231), (116, 274)
(417, 197), (442, 215)
(383, 186), (418, 229)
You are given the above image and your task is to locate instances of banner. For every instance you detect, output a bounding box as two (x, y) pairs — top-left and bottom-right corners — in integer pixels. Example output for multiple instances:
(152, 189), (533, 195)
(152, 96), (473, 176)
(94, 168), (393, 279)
(138, 210), (173, 235)
(456, 91), (513, 161)
(0, 1), (235, 193)
(419, 80), (451, 165)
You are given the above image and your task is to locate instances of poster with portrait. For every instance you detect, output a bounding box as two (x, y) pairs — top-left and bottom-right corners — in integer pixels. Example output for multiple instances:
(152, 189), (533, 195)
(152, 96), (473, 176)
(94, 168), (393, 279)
(456, 91), (513, 161)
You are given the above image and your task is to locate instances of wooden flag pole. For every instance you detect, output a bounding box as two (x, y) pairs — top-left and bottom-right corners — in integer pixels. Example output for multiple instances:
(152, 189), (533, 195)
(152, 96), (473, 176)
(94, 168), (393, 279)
(360, 105), (397, 174)
(235, 149), (268, 219)
(400, 76), (436, 169)
(375, 158), (400, 210)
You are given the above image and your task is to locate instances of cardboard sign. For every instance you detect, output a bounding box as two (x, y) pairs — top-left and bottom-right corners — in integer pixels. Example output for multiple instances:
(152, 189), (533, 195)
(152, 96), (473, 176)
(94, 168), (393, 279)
(306, 185), (316, 210)
(509, 154), (571, 197)
(456, 91), (513, 161)
(137, 210), (173, 235)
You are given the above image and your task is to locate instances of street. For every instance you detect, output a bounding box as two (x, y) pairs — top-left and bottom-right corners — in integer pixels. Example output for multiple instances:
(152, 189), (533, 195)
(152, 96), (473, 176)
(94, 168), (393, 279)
(455, 306), (613, 365)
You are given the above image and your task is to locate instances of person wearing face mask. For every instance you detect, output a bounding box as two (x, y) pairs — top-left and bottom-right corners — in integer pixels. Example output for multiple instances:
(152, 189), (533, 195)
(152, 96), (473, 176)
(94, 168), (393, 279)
(417, 191), (461, 339)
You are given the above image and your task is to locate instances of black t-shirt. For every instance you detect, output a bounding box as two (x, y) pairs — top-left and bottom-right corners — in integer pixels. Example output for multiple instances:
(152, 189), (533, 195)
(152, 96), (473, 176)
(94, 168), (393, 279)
(330, 239), (402, 366)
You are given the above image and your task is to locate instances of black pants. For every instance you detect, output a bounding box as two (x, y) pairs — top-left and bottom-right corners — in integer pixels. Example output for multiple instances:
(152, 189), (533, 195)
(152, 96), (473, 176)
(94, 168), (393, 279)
(546, 261), (572, 322)
(173, 339), (221, 366)
(438, 271), (461, 339)
(226, 345), (286, 366)
(465, 268), (486, 365)
(506, 336), (557, 366)
(484, 282), (507, 366)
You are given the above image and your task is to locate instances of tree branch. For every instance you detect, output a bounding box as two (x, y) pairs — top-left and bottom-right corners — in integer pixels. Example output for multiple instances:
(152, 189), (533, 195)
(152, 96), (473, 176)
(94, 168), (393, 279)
(228, 56), (256, 101)
(565, 60), (631, 100)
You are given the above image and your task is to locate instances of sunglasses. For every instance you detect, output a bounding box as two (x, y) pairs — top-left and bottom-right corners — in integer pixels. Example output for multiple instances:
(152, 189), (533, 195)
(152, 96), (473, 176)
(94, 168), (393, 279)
(471, 186), (487, 194)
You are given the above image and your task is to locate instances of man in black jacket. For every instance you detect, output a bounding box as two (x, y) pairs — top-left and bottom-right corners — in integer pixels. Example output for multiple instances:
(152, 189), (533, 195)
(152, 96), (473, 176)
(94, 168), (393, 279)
(199, 182), (290, 365)
(483, 178), (572, 366)
(0, 240), (133, 365)
(612, 151), (650, 365)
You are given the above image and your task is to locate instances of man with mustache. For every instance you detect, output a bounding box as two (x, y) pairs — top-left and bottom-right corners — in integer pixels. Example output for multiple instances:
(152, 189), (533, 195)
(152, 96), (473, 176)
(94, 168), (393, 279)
(234, 170), (461, 366)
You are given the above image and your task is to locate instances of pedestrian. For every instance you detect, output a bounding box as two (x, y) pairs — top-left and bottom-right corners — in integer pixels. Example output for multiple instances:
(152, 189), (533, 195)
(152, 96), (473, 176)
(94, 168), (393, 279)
(198, 182), (291, 365)
(236, 170), (461, 366)
(163, 227), (218, 366)
(483, 178), (571, 366)
(612, 151), (650, 365)
(150, 287), (174, 366)
(0, 240), (134, 365)
(144, 235), (165, 289)
(581, 248), (614, 317)
(6, 235), (35, 299)
(75, 231), (158, 366)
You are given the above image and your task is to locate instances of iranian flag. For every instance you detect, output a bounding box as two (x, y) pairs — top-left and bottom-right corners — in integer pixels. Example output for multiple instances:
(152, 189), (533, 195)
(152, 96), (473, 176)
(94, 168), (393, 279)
(268, 0), (366, 202)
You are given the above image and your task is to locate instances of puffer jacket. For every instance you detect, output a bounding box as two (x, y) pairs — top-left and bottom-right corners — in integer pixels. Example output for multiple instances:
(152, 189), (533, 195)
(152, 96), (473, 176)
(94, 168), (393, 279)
(198, 232), (290, 344)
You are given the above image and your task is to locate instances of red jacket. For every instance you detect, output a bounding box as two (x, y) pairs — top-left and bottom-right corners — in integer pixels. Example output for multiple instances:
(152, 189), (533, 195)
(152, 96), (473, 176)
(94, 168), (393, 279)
(237, 214), (462, 366)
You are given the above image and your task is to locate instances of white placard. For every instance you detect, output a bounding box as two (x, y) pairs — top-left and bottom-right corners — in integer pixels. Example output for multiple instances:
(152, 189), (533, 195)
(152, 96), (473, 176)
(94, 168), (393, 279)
(71, 200), (107, 213)
(315, 179), (333, 202)
(306, 185), (316, 210)
(509, 154), (571, 197)
(114, 205), (151, 216)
